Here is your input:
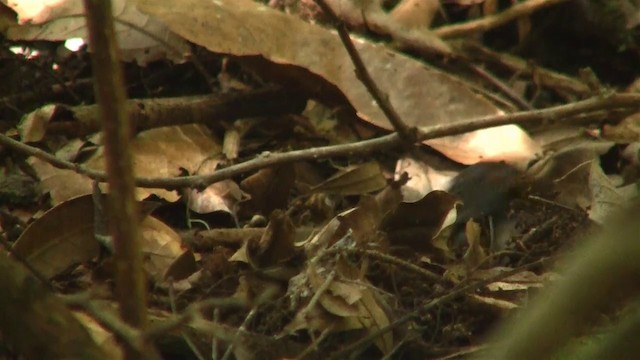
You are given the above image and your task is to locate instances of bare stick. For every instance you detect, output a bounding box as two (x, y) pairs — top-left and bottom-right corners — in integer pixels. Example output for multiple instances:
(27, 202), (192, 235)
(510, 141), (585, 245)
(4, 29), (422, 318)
(434, 0), (570, 39)
(314, 0), (417, 145)
(82, 1), (153, 358)
(2, 93), (639, 189)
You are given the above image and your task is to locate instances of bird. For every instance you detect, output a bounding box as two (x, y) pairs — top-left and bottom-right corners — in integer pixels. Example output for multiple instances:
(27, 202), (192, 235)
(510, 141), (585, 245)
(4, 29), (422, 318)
(447, 161), (525, 251)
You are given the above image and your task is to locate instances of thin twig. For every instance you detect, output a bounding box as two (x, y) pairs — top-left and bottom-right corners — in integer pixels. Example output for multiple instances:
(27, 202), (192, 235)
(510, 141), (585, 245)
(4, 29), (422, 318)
(434, 0), (570, 39)
(349, 248), (443, 283)
(83, 0), (150, 346)
(328, 258), (549, 358)
(1, 93), (639, 189)
(63, 293), (153, 358)
(458, 41), (589, 97)
(314, 0), (417, 145)
(221, 307), (258, 360)
(467, 64), (533, 110)
(299, 270), (337, 322)
(295, 325), (334, 360)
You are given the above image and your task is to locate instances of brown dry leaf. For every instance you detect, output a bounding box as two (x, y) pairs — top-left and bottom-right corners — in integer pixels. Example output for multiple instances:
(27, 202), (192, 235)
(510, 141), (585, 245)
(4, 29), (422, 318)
(18, 104), (56, 142)
(12, 189), (190, 282)
(588, 161), (636, 223)
(311, 161), (387, 195)
(29, 157), (93, 205)
(303, 100), (360, 144)
(86, 124), (222, 201)
(429, 125), (540, 165)
(140, 216), (192, 283)
(163, 247), (197, 282)
(339, 196), (387, 245)
(390, 0), (439, 29)
(232, 274), (285, 308)
(72, 311), (124, 360)
(299, 215), (344, 252)
(603, 112), (640, 142)
(530, 141), (635, 222)
(308, 266), (361, 318)
(299, 185), (403, 250)
(12, 194), (100, 279)
(230, 210), (296, 269)
(468, 268), (550, 312)
(284, 301), (339, 334)
(185, 180), (244, 215)
(382, 190), (458, 251)
(468, 293), (518, 311)
(335, 258), (393, 353)
(395, 156), (458, 202)
(137, 0), (539, 164)
(302, 192), (398, 252)
(4, 0), (189, 64)
(187, 156), (246, 215)
(293, 259), (393, 353)
(462, 220), (486, 272)
(240, 163), (295, 216)
(477, 268), (550, 291)
(254, 210), (296, 267)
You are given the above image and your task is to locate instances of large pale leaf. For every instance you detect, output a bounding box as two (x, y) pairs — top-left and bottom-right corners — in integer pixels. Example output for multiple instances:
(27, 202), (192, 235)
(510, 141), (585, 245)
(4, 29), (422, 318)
(137, 0), (539, 163)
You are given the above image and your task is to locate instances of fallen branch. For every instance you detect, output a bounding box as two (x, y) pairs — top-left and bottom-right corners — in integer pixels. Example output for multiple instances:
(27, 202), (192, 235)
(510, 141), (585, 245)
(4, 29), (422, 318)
(1, 92), (638, 189)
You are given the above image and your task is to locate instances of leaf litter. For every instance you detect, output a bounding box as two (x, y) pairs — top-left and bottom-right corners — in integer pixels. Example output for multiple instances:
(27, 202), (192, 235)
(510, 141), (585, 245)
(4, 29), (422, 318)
(0, 0), (639, 359)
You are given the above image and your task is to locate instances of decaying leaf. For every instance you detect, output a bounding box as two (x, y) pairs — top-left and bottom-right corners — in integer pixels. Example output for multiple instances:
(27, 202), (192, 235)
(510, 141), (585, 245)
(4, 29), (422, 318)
(29, 157), (93, 205)
(240, 163), (296, 216)
(382, 190), (459, 253)
(86, 124), (224, 202)
(311, 161), (387, 195)
(12, 194), (100, 279)
(230, 210), (296, 269)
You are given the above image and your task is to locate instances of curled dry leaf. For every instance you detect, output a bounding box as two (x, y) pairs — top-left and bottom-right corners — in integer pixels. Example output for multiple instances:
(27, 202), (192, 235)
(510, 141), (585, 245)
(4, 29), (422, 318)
(230, 210), (296, 269)
(530, 141), (629, 221)
(288, 254), (393, 353)
(381, 190), (459, 252)
(141, 216), (195, 283)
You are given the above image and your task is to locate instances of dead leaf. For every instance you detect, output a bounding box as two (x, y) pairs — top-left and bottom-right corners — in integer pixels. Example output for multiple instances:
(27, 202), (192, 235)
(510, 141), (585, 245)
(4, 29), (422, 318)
(137, 0), (539, 164)
(463, 220), (486, 272)
(311, 161), (387, 195)
(18, 104), (56, 142)
(73, 311), (124, 360)
(603, 112), (640, 142)
(390, 0), (439, 29)
(240, 164), (296, 216)
(230, 210), (296, 269)
(12, 194), (100, 279)
(29, 157), (93, 205)
(140, 216), (191, 283)
(86, 124), (222, 201)
(382, 190), (459, 251)
(395, 156), (458, 202)
(5, 0), (189, 65)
